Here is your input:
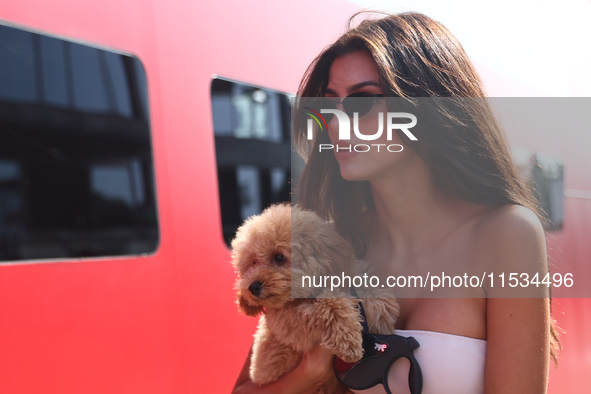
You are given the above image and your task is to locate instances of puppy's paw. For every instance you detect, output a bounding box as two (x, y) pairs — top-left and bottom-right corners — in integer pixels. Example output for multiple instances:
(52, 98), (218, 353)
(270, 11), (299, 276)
(362, 297), (399, 335)
(323, 327), (364, 363)
(313, 298), (365, 362)
(335, 341), (364, 363)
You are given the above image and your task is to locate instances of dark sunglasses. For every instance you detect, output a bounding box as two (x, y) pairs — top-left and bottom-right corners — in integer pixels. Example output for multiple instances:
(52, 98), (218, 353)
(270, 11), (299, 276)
(308, 92), (384, 121)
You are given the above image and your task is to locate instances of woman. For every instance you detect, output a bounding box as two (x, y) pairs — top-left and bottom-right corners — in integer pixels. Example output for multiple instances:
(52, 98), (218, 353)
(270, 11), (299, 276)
(233, 11), (560, 394)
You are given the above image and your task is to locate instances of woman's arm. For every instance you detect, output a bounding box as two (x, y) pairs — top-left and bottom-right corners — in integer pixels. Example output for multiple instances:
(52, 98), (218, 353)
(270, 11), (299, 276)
(232, 344), (345, 394)
(485, 297), (550, 393)
(483, 206), (551, 393)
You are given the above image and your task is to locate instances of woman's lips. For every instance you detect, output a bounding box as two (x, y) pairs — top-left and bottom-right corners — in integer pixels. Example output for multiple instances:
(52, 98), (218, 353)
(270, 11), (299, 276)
(334, 144), (358, 160)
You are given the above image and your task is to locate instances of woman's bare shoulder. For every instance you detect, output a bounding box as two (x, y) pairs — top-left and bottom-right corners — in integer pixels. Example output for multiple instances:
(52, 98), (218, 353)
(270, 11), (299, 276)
(474, 204), (547, 272)
(477, 204), (545, 241)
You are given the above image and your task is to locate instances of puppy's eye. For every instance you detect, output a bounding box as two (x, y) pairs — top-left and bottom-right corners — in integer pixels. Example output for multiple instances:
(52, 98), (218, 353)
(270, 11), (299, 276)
(273, 254), (286, 264)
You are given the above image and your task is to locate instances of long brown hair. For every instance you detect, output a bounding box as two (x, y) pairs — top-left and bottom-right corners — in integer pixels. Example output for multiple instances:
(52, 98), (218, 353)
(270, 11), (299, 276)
(293, 11), (561, 364)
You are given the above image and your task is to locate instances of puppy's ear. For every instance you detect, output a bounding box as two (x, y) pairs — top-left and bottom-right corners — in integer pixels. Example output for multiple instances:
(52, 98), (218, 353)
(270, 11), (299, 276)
(237, 291), (264, 316)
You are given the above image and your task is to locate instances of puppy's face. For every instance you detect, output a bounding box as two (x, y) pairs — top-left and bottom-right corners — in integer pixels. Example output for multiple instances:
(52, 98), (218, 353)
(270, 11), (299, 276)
(231, 204), (292, 316)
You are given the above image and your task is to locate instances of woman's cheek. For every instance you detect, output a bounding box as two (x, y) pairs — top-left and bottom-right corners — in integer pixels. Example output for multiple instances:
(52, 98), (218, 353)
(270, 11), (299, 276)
(355, 111), (392, 144)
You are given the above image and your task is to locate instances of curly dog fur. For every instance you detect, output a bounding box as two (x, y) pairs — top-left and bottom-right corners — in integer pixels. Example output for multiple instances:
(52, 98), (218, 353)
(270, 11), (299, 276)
(231, 203), (399, 391)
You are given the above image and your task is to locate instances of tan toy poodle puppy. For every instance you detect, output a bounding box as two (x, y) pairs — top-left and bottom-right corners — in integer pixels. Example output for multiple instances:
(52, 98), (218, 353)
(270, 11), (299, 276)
(231, 203), (399, 390)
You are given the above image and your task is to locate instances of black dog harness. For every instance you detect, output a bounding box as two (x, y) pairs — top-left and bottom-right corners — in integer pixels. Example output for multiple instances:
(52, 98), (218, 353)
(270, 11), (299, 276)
(334, 288), (423, 394)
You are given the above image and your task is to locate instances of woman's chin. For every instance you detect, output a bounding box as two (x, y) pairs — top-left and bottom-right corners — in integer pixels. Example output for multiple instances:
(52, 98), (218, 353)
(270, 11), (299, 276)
(339, 165), (371, 182)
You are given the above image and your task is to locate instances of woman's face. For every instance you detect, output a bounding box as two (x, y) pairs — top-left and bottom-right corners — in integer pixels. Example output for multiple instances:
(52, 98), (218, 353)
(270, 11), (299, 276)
(325, 50), (417, 182)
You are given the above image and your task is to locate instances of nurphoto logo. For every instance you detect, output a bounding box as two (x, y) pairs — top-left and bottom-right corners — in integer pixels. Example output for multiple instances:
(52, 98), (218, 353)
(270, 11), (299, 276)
(303, 105), (418, 153)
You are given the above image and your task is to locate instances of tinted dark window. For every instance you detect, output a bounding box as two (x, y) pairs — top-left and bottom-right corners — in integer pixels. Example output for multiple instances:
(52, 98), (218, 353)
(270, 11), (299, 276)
(211, 78), (293, 245)
(0, 24), (158, 262)
(0, 26), (37, 102)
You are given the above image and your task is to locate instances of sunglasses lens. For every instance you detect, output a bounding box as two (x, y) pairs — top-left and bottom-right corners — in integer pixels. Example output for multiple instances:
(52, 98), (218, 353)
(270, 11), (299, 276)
(305, 93), (383, 125)
(343, 96), (375, 117)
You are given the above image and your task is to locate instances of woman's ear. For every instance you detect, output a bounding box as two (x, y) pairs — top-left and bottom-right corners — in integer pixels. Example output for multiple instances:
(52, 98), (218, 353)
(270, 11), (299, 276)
(237, 290), (264, 316)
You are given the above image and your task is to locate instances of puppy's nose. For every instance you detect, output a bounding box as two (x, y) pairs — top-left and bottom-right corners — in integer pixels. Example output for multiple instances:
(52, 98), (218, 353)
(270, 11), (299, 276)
(249, 281), (263, 297)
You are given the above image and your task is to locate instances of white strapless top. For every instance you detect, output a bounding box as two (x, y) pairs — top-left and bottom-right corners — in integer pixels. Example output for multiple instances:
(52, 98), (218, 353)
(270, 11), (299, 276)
(351, 329), (487, 394)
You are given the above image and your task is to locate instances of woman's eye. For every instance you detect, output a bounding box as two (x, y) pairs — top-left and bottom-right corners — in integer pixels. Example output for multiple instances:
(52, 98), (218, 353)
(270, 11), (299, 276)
(274, 254), (285, 263)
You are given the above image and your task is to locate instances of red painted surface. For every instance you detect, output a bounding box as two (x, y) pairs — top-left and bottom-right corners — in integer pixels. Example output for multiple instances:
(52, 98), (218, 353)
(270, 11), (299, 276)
(0, 0), (359, 393)
(0, 1), (588, 393)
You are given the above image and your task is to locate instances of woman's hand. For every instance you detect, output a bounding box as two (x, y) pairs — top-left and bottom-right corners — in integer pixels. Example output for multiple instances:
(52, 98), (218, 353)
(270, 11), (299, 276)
(290, 346), (339, 391)
(233, 344), (343, 394)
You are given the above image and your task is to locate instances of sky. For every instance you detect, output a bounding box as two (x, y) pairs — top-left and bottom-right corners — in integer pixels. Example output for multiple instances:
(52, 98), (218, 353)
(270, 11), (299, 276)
(349, 0), (591, 97)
